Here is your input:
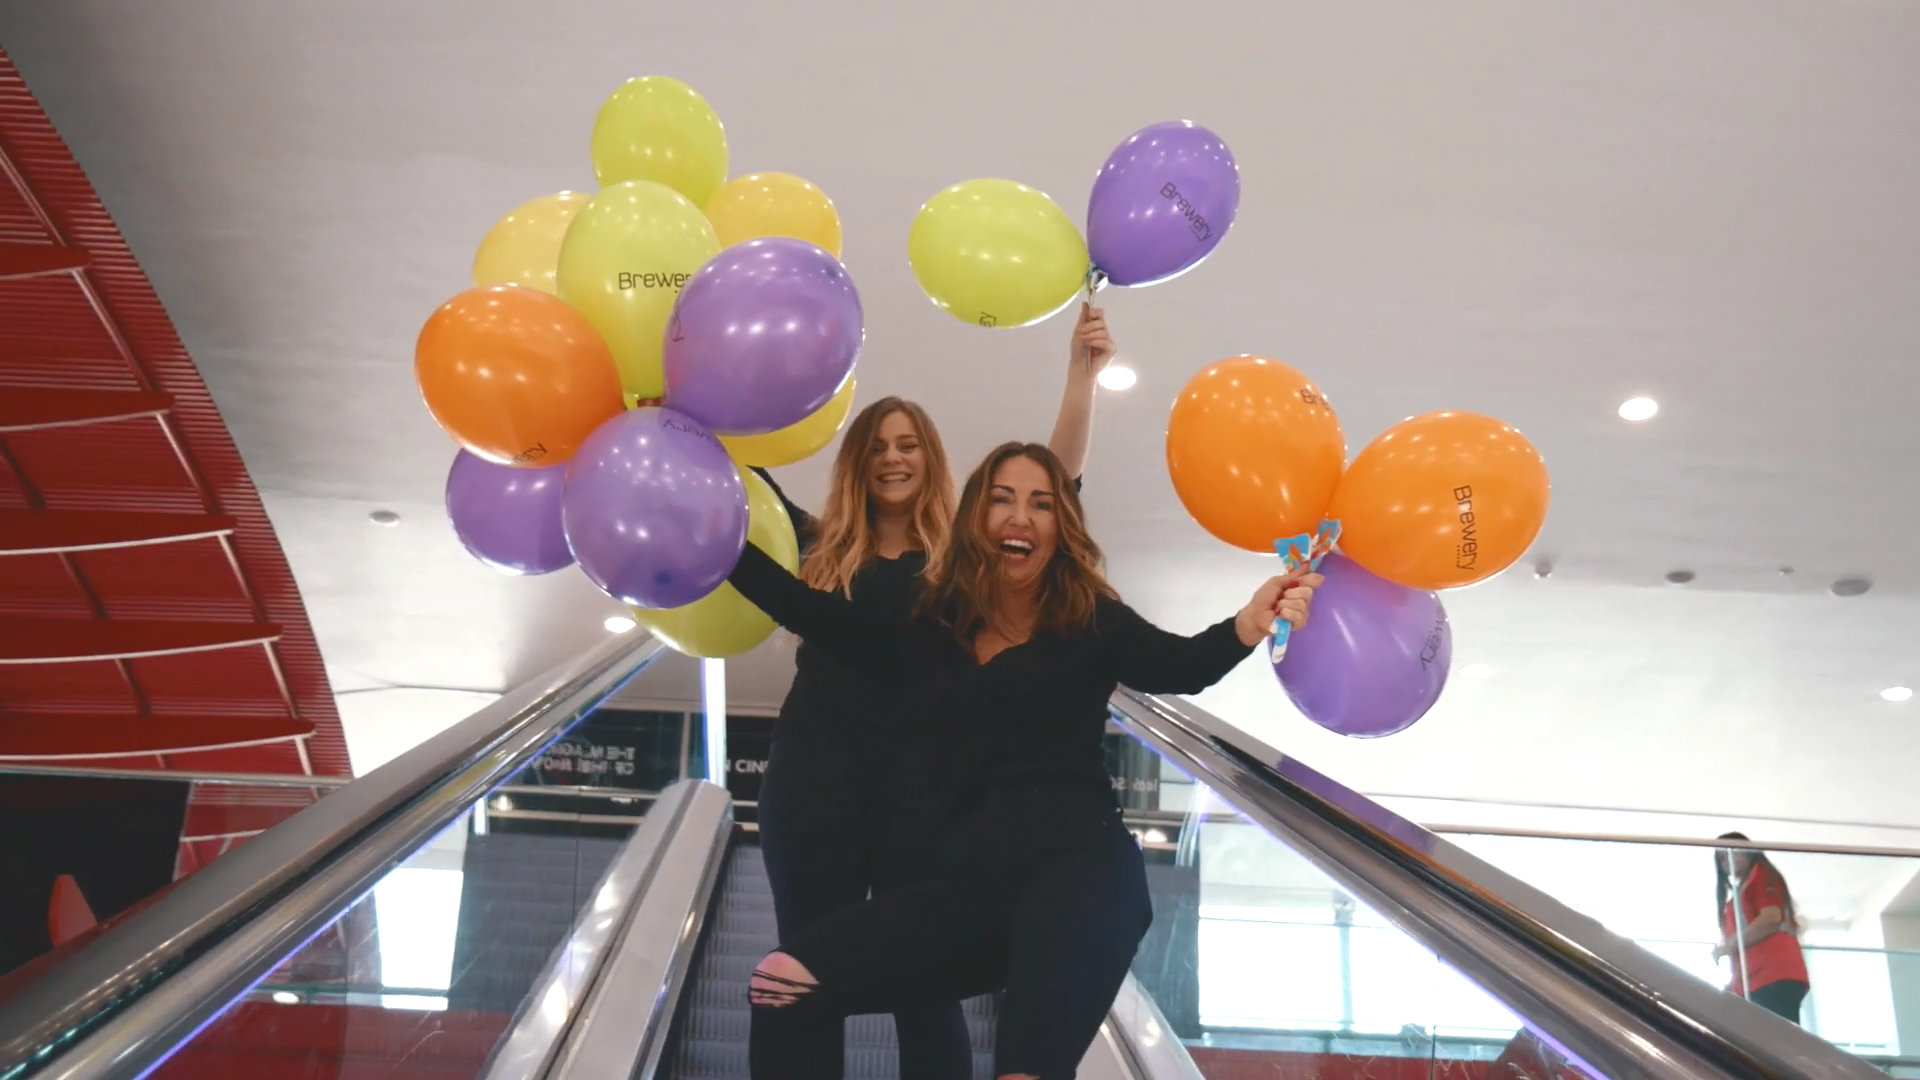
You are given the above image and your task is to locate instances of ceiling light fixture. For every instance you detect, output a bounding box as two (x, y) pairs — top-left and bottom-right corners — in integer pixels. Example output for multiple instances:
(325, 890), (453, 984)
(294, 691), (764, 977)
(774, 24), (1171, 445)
(1459, 663), (1494, 679)
(1831, 577), (1872, 598)
(1882, 686), (1913, 703)
(1665, 569), (1696, 585)
(1098, 365), (1138, 391)
(1618, 397), (1658, 422)
(368, 509), (401, 527)
(1143, 828), (1169, 844)
(271, 991), (300, 1006)
(604, 614), (637, 634)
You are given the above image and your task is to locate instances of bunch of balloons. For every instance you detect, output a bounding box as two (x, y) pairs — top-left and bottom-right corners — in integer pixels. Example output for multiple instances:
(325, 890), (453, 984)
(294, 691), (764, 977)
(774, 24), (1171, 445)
(415, 76), (862, 658)
(1166, 357), (1550, 739)
(908, 121), (1241, 328)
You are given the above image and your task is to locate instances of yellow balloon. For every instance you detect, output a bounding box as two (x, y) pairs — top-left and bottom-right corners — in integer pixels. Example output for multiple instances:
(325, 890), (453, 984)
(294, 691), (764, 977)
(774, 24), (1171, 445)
(704, 172), (843, 258)
(556, 180), (720, 400)
(472, 192), (590, 295)
(908, 179), (1087, 329)
(721, 376), (856, 467)
(634, 467), (799, 658)
(591, 76), (729, 207)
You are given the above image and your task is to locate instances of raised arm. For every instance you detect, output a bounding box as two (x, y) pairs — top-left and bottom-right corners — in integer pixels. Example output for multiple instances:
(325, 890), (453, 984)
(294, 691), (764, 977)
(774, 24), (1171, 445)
(1101, 572), (1321, 695)
(727, 542), (907, 681)
(748, 466), (818, 551)
(1047, 303), (1116, 480)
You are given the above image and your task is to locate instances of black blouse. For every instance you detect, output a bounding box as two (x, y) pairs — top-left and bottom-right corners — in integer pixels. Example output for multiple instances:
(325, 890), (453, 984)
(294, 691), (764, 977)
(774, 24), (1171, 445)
(728, 542), (1255, 822)
(752, 468), (925, 737)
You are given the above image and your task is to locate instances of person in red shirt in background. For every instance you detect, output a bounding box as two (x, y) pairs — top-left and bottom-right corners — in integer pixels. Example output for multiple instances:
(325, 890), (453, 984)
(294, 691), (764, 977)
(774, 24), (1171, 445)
(1712, 831), (1811, 1023)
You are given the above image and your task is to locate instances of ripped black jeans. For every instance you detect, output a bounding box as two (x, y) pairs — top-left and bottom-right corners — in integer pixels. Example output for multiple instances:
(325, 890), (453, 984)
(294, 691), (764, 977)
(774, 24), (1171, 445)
(750, 803), (1151, 1080)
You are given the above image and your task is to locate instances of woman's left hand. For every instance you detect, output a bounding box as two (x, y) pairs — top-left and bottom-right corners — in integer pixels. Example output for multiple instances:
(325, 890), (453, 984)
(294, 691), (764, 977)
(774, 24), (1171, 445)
(1236, 572), (1322, 647)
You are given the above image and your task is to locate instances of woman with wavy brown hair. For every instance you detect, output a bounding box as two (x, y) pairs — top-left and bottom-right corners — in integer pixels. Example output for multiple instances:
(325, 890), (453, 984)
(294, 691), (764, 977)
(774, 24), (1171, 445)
(748, 306), (1116, 1079)
(729, 441), (1319, 1080)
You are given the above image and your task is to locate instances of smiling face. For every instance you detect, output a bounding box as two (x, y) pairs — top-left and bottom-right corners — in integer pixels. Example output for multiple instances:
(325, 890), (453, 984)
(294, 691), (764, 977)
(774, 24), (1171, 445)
(984, 454), (1058, 591)
(864, 409), (925, 512)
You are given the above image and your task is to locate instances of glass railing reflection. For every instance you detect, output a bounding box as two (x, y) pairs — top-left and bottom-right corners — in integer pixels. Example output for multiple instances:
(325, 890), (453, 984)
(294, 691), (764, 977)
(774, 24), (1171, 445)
(1443, 831), (1920, 1065)
(1128, 795), (1603, 1079)
(1108, 726), (1920, 1075)
(145, 789), (643, 1080)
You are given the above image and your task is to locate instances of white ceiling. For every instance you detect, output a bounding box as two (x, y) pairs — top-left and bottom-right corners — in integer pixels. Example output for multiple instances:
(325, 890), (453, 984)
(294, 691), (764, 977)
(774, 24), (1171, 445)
(6, 0), (1920, 847)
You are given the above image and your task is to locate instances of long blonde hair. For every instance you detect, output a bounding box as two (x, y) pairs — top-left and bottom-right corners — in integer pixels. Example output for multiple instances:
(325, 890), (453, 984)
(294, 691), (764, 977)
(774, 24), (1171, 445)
(918, 442), (1117, 643)
(799, 397), (957, 594)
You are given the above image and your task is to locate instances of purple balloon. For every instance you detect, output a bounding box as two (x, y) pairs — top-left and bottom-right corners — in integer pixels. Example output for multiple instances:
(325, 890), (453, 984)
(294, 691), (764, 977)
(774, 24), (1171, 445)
(1087, 121), (1240, 287)
(445, 451), (573, 576)
(662, 238), (863, 436)
(1275, 554), (1450, 738)
(561, 407), (748, 609)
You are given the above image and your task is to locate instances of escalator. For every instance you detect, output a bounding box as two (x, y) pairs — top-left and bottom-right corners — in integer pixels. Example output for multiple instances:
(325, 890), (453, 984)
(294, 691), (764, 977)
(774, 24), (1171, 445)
(0, 632), (1888, 1080)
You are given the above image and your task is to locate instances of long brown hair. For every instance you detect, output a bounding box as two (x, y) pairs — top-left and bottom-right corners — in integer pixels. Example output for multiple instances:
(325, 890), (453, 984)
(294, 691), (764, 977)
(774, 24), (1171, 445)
(919, 442), (1117, 643)
(799, 396), (956, 594)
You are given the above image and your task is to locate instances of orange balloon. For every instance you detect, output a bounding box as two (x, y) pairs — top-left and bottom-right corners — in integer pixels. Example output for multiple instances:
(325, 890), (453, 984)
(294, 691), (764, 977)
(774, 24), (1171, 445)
(1330, 410), (1550, 590)
(414, 285), (624, 467)
(1166, 356), (1346, 552)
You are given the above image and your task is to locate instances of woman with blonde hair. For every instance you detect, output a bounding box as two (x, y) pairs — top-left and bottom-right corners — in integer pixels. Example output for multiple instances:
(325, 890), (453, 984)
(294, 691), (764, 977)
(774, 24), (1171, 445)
(732, 441), (1319, 1080)
(750, 305), (1116, 1079)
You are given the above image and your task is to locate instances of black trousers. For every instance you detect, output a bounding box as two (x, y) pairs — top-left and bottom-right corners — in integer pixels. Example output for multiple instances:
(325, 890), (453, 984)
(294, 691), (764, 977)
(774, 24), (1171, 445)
(756, 727), (971, 1079)
(1748, 979), (1809, 1024)
(753, 800), (1153, 1080)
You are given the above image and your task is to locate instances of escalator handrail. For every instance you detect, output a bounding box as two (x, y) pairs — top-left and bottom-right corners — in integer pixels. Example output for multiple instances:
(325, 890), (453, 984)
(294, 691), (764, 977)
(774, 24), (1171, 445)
(0, 632), (668, 1080)
(542, 780), (734, 1079)
(478, 779), (732, 1080)
(1109, 689), (1883, 1080)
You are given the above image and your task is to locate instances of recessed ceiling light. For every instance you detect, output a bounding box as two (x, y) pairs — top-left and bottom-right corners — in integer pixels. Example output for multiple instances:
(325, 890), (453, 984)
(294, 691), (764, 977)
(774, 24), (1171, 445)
(1618, 397), (1658, 422)
(1143, 827), (1169, 844)
(1459, 663), (1494, 679)
(1098, 365), (1137, 391)
(492, 795), (514, 812)
(271, 991), (300, 1006)
(1882, 686), (1913, 703)
(368, 509), (400, 526)
(603, 614), (637, 634)
(1831, 577), (1872, 598)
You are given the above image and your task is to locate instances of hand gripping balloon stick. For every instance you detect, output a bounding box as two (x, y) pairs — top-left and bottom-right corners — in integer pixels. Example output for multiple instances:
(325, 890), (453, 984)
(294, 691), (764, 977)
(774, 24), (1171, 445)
(1269, 519), (1341, 663)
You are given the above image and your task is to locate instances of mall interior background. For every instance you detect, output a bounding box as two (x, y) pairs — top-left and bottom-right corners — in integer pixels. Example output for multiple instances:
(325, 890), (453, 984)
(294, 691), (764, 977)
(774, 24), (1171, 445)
(2, 0), (1919, 1065)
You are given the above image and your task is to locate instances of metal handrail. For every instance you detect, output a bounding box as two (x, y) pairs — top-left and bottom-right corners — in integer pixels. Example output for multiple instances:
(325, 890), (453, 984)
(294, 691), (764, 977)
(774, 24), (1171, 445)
(0, 632), (667, 1080)
(542, 781), (734, 1079)
(478, 779), (731, 1080)
(1107, 689), (1883, 1080)
(9, 767), (1916, 859)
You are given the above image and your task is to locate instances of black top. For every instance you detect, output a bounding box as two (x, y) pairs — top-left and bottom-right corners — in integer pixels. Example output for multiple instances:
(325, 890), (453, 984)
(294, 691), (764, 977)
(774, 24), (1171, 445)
(728, 542), (1255, 833)
(752, 468), (926, 737)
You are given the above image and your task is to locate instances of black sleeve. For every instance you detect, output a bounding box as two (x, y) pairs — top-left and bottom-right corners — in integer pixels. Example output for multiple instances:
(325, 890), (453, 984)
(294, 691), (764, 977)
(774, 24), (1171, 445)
(1098, 598), (1254, 696)
(727, 542), (907, 682)
(749, 466), (818, 551)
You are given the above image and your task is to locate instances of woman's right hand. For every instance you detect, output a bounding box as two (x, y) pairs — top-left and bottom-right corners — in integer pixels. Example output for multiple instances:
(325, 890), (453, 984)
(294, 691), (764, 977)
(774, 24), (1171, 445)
(1236, 572), (1324, 647)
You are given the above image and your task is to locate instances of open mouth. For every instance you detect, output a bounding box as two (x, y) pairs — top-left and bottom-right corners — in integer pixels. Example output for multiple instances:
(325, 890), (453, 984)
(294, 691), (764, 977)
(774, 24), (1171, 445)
(998, 537), (1034, 559)
(876, 471), (913, 488)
